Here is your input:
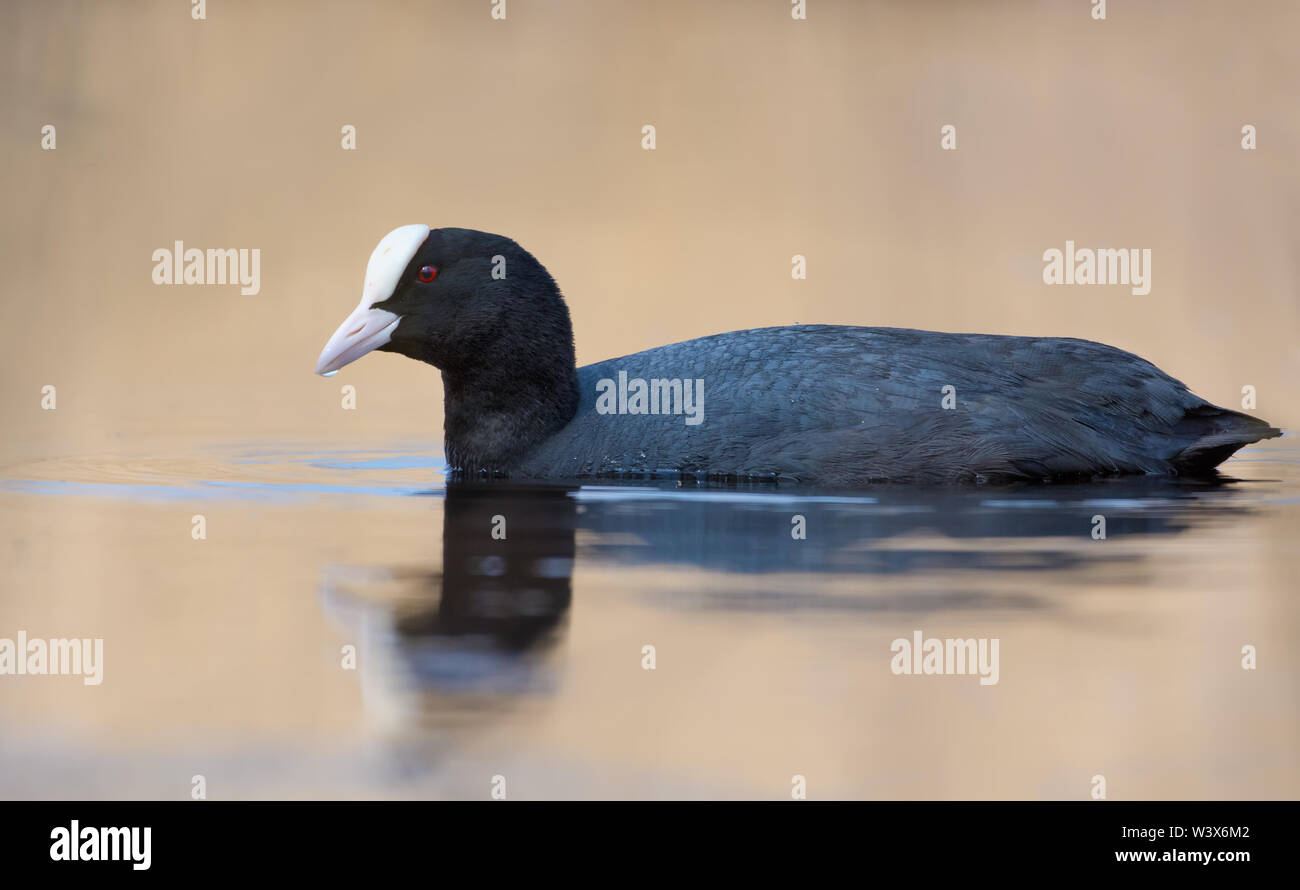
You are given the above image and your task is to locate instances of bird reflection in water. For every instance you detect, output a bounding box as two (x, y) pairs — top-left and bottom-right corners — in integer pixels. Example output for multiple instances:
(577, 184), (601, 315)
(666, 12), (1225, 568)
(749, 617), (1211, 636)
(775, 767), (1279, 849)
(320, 482), (576, 730)
(321, 471), (1255, 732)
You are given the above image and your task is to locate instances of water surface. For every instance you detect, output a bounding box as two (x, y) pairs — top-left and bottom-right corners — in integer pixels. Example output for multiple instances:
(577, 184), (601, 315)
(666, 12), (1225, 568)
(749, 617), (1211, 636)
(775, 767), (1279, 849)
(1, 437), (1296, 799)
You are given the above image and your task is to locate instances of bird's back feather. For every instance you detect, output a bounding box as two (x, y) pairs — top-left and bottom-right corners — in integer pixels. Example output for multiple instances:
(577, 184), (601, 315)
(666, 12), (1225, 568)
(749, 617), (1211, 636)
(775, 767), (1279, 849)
(513, 325), (1280, 484)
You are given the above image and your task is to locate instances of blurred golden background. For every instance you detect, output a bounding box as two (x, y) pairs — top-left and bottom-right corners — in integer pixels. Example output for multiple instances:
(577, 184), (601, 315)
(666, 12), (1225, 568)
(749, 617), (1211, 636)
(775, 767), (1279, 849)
(2, 0), (1296, 453)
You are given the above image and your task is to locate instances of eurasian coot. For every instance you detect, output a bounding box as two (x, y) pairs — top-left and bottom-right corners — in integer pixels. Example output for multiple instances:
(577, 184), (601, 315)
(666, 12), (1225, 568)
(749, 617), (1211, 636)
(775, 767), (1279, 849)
(316, 225), (1280, 485)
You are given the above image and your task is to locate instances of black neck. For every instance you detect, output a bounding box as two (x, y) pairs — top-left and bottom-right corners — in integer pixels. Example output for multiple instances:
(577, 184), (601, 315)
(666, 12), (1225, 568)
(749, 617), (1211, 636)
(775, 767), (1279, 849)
(440, 351), (579, 474)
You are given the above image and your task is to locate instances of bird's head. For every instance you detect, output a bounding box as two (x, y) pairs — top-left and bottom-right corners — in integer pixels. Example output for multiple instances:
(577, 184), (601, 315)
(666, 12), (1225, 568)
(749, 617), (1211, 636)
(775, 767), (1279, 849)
(315, 225), (574, 378)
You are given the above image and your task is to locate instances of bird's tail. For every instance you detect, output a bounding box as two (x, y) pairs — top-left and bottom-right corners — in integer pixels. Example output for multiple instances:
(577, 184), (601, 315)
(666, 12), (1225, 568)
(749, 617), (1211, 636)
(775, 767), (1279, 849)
(1169, 404), (1282, 473)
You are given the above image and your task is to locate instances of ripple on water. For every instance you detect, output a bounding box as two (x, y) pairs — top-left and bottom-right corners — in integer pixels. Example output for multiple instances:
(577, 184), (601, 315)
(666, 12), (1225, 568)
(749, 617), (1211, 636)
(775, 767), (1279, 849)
(0, 444), (448, 502)
(0, 436), (1294, 511)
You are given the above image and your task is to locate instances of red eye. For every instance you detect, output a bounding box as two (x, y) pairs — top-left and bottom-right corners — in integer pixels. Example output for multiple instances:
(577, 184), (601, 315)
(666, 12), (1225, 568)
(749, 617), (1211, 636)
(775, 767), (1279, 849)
(417, 265), (437, 283)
